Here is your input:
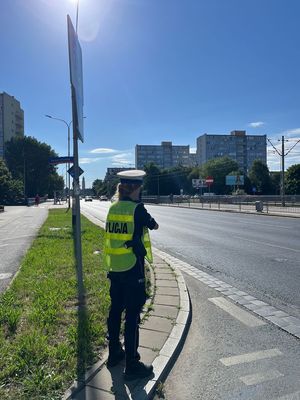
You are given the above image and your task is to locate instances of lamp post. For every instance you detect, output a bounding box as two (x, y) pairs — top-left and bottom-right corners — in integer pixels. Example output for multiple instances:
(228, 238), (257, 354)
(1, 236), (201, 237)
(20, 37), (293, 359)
(45, 115), (72, 208)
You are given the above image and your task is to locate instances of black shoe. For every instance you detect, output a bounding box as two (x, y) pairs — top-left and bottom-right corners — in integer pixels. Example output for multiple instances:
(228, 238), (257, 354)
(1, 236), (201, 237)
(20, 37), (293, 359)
(124, 361), (153, 381)
(107, 347), (125, 368)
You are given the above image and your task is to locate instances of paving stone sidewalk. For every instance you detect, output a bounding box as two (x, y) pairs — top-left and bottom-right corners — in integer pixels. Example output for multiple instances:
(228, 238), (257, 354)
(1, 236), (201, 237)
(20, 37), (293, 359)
(63, 252), (190, 400)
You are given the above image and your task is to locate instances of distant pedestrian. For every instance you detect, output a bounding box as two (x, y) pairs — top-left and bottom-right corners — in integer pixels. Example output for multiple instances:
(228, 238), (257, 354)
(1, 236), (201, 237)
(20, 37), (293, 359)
(35, 194), (40, 206)
(104, 169), (159, 380)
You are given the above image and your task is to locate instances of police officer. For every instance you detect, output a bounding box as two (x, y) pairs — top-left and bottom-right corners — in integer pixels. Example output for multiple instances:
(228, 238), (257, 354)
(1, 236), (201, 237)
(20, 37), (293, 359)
(104, 170), (159, 380)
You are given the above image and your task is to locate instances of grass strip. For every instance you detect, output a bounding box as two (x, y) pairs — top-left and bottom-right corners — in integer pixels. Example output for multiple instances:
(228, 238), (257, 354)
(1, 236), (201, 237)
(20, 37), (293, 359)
(0, 209), (110, 400)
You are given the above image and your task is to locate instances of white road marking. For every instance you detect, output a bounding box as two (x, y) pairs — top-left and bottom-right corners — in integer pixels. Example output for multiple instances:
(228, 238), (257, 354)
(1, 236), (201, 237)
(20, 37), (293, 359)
(219, 348), (282, 366)
(0, 273), (13, 280)
(208, 297), (266, 327)
(276, 390), (300, 400)
(240, 370), (283, 385)
(0, 244), (9, 248)
(232, 236), (300, 253)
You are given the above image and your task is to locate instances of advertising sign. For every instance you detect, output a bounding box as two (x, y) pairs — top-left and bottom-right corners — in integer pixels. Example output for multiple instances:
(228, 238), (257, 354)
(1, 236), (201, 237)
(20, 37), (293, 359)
(226, 175), (244, 185)
(67, 15), (84, 143)
(192, 179), (207, 188)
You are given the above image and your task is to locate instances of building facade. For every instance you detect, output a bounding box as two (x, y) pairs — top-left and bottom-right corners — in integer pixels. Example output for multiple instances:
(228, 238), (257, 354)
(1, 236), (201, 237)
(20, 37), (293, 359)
(0, 92), (24, 159)
(196, 130), (266, 173)
(105, 167), (135, 181)
(135, 141), (194, 170)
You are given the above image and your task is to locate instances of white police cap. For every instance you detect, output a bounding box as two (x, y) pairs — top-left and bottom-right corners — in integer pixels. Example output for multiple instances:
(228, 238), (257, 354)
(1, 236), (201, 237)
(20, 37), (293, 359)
(117, 169), (146, 184)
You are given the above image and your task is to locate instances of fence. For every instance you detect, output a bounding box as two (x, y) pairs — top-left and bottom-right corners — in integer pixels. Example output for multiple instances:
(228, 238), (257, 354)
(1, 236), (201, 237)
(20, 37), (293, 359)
(143, 195), (300, 216)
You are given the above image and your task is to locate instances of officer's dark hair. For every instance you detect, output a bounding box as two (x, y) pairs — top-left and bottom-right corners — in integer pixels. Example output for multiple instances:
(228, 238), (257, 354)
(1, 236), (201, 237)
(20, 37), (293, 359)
(116, 183), (141, 200)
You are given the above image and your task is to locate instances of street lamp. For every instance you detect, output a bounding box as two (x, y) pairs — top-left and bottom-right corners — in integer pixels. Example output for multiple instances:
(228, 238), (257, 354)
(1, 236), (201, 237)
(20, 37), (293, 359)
(45, 115), (72, 208)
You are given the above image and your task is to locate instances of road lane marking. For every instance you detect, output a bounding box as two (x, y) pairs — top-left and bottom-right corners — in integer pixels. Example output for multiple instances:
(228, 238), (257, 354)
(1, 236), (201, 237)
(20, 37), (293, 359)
(239, 370), (283, 385)
(276, 390), (300, 400)
(219, 348), (282, 366)
(0, 273), (13, 280)
(232, 236), (300, 253)
(208, 297), (266, 327)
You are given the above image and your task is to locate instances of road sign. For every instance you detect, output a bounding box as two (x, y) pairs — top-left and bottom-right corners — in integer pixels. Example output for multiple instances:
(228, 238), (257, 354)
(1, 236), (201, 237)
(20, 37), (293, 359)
(49, 156), (74, 165)
(205, 176), (214, 184)
(68, 165), (84, 178)
(192, 179), (207, 188)
(67, 15), (84, 143)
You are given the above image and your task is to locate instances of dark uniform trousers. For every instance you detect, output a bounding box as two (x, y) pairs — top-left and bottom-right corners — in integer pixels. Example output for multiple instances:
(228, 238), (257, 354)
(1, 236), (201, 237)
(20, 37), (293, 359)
(107, 265), (146, 367)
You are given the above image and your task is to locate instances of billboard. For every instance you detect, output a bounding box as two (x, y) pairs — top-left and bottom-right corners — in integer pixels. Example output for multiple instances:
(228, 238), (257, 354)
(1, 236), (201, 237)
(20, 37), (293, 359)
(67, 15), (84, 143)
(226, 175), (244, 185)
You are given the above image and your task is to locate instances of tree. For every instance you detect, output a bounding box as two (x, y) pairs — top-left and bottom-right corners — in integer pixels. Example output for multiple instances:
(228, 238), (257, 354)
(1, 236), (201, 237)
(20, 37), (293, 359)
(248, 160), (272, 194)
(143, 163), (161, 195)
(199, 157), (239, 194)
(285, 164), (300, 194)
(0, 159), (23, 203)
(5, 136), (64, 197)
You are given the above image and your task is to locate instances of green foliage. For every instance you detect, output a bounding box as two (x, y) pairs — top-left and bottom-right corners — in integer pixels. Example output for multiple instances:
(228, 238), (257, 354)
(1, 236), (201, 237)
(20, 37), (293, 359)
(285, 164), (300, 194)
(0, 159), (24, 203)
(199, 156), (239, 194)
(143, 163), (194, 195)
(0, 210), (110, 400)
(4, 136), (64, 197)
(248, 160), (272, 194)
(270, 171), (281, 195)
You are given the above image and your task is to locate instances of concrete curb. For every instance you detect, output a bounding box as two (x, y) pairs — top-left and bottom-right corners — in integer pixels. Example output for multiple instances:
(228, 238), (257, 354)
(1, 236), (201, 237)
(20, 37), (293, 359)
(62, 210), (192, 399)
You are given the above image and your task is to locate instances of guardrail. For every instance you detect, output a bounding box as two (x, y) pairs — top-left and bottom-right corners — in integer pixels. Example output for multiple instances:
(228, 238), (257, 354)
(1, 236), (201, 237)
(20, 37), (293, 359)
(143, 195), (300, 215)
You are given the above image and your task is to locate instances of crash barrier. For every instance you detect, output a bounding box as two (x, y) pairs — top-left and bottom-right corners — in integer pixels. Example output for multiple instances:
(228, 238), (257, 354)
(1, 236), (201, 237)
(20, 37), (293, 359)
(143, 195), (300, 215)
(0, 205), (4, 213)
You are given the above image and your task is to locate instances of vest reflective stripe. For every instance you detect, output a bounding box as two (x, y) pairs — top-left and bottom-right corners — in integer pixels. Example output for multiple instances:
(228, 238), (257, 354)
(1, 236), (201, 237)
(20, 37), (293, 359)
(105, 233), (133, 240)
(107, 214), (133, 222)
(105, 247), (132, 255)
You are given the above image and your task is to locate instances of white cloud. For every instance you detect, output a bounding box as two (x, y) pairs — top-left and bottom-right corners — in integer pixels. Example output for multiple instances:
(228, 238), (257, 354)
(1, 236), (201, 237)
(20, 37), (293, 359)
(248, 121), (265, 128)
(79, 157), (101, 164)
(282, 128), (300, 138)
(90, 148), (118, 154)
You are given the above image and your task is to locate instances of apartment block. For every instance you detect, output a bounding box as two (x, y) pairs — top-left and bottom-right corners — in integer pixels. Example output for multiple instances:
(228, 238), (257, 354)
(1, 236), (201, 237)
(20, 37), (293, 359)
(196, 130), (266, 173)
(135, 141), (194, 170)
(0, 92), (24, 159)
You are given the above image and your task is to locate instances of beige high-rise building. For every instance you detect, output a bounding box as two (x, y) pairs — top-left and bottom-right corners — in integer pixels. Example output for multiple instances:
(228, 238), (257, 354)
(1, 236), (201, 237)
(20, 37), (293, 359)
(0, 92), (24, 159)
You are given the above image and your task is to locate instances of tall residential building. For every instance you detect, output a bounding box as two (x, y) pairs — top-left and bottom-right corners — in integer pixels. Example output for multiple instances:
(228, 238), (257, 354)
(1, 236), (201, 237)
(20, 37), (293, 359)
(196, 130), (266, 173)
(105, 167), (135, 181)
(0, 92), (24, 159)
(135, 141), (194, 170)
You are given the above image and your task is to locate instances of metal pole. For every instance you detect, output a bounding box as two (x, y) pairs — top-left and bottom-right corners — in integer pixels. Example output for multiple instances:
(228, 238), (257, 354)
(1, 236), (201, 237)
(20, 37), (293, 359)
(68, 123), (71, 208)
(72, 89), (84, 303)
(281, 135), (285, 207)
(76, 0), (79, 34)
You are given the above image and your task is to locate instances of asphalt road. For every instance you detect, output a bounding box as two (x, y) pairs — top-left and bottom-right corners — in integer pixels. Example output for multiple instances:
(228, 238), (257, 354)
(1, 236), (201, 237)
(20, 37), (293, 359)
(82, 201), (300, 399)
(81, 201), (300, 319)
(0, 205), (48, 293)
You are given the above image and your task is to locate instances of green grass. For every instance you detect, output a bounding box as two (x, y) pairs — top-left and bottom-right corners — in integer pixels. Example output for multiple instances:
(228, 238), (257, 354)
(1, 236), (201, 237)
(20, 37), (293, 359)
(0, 209), (110, 400)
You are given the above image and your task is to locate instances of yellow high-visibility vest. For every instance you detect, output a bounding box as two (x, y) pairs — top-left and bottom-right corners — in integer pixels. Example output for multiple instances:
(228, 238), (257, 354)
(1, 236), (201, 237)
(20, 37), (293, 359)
(104, 201), (153, 272)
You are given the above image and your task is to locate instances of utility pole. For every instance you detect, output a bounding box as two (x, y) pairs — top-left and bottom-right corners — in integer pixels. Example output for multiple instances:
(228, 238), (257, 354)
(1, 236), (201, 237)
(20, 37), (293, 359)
(267, 135), (300, 207)
(281, 136), (285, 206)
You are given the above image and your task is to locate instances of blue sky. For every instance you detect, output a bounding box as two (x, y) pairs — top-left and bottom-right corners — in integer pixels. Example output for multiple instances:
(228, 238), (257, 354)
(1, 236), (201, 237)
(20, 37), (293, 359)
(1, 0), (300, 187)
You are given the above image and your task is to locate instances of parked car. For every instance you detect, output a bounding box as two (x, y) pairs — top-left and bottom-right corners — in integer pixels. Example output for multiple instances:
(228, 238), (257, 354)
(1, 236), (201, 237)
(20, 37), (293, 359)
(100, 195), (108, 201)
(85, 196), (93, 202)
